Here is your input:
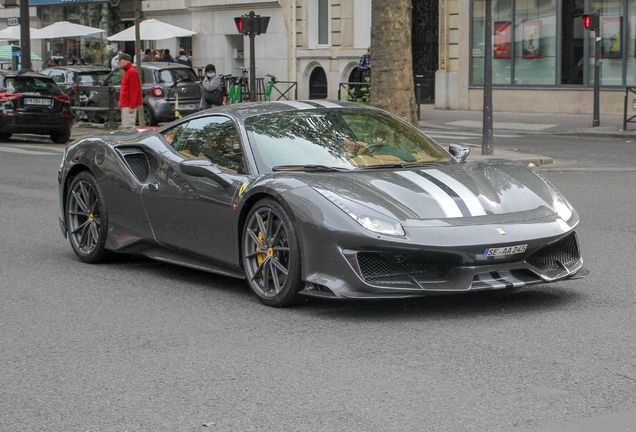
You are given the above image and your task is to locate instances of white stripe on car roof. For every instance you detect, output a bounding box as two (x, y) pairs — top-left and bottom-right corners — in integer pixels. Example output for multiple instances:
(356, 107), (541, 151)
(277, 101), (317, 110)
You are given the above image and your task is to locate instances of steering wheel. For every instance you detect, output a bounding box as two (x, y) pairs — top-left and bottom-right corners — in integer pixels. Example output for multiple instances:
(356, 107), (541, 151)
(362, 142), (386, 152)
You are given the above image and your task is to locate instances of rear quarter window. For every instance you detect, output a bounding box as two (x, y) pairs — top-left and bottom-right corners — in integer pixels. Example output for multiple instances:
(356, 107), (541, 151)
(157, 68), (198, 84)
(5, 76), (63, 95)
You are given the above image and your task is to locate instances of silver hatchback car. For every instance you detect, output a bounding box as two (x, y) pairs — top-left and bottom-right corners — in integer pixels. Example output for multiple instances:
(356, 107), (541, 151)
(85, 62), (201, 126)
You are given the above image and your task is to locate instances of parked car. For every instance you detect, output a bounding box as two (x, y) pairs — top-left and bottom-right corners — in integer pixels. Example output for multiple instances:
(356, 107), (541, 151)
(57, 101), (587, 307)
(83, 62), (201, 126)
(39, 65), (110, 106)
(0, 70), (73, 143)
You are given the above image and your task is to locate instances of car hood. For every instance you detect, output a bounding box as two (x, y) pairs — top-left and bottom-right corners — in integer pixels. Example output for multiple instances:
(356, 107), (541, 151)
(304, 160), (573, 225)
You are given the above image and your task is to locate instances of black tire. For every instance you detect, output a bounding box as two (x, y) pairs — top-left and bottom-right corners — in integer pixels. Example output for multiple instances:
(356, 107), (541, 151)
(66, 171), (111, 263)
(242, 198), (303, 307)
(143, 106), (157, 126)
(0, 132), (12, 141)
(50, 131), (71, 144)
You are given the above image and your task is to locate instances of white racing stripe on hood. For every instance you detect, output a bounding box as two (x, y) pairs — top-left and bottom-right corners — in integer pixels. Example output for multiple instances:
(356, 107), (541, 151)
(396, 171), (463, 218)
(425, 169), (487, 216)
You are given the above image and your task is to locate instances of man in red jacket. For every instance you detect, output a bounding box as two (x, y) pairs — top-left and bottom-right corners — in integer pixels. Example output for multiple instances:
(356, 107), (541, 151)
(118, 53), (143, 129)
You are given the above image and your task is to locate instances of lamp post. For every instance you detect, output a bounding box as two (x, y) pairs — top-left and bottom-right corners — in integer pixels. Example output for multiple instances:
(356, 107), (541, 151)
(482, 0), (494, 155)
(20, 0), (31, 70)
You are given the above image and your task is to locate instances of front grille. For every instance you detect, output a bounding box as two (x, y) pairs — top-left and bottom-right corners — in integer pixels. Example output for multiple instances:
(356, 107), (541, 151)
(526, 233), (580, 272)
(357, 252), (458, 286)
(124, 153), (151, 182)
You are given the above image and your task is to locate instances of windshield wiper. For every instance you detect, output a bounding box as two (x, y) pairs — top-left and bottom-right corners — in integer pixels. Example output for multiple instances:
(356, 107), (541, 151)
(272, 164), (350, 172)
(354, 162), (446, 170)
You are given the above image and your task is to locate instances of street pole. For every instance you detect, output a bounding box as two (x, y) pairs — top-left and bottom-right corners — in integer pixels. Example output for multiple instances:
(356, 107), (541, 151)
(482, 0), (494, 155)
(593, 10), (601, 128)
(249, 11), (256, 102)
(20, 0), (31, 70)
(134, 0), (145, 126)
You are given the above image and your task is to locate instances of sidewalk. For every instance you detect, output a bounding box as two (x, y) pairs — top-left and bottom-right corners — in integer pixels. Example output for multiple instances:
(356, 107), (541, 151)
(418, 106), (636, 165)
(70, 107), (636, 165)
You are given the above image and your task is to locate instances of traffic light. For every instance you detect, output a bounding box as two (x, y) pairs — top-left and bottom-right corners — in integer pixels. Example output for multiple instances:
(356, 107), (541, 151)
(234, 16), (251, 35)
(234, 14), (270, 36)
(582, 14), (599, 32)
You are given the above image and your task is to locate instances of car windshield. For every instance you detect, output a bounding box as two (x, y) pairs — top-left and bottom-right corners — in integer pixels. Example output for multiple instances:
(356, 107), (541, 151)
(4, 76), (62, 95)
(105, 68), (125, 85)
(157, 68), (198, 84)
(78, 72), (108, 85)
(245, 109), (452, 172)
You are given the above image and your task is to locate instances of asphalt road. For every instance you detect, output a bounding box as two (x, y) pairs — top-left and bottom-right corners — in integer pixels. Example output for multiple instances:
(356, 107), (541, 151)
(1, 136), (635, 432)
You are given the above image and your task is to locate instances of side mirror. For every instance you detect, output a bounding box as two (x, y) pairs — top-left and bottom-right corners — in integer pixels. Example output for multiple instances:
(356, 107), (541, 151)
(448, 143), (470, 163)
(179, 157), (233, 188)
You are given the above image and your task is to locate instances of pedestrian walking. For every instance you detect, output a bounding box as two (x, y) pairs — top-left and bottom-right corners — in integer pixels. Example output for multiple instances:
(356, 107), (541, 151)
(117, 53), (143, 129)
(358, 47), (371, 79)
(111, 50), (123, 70)
(200, 64), (222, 110)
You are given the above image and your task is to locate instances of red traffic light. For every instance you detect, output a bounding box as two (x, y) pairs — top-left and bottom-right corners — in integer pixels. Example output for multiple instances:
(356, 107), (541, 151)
(234, 16), (251, 34)
(582, 13), (599, 31)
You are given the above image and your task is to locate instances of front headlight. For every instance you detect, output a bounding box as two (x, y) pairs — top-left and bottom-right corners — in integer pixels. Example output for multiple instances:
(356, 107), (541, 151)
(554, 197), (573, 222)
(314, 188), (405, 237)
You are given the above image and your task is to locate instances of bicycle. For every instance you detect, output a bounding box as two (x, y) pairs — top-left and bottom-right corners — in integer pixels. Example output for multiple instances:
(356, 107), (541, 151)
(265, 74), (278, 101)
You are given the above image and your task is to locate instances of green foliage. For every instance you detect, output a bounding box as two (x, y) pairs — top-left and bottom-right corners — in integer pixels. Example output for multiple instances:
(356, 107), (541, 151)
(345, 76), (370, 104)
(81, 48), (98, 65)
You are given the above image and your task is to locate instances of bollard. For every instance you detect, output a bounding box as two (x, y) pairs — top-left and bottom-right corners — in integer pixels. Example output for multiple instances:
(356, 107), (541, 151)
(104, 84), (118, 130)
(415, 83), (421, 121)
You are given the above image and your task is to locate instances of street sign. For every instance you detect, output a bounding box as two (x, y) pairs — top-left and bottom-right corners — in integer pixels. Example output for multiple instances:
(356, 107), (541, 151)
(7, 17), (20, 27)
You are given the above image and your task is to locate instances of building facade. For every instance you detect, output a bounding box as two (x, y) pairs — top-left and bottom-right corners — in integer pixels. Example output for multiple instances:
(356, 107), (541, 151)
(437, 0), (636, 115)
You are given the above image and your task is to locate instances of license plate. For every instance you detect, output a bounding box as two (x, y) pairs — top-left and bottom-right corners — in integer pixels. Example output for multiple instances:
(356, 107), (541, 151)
(25, 98), (51, 106)
(484, 244), (527, 257)
(179, 104), (197, 111)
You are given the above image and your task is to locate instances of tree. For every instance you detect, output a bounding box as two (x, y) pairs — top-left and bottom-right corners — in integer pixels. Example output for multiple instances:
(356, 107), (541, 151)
(371, 0), (419, 127)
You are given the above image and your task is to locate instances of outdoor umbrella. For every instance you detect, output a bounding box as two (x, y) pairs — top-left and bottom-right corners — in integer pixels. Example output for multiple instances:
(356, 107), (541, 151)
(0, 26), (42, 40)
(0, 45), (42, 61)
(36, 21), (104, 39)
(107, 19), (196, 41)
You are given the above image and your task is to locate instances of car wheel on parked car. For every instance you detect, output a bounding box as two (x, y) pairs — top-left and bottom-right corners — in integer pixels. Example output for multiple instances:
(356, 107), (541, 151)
(50, 131), (71, 144)
(66, 171), (111, 264)
(143, 106), (157, 126)
(242, 198), (303, 307)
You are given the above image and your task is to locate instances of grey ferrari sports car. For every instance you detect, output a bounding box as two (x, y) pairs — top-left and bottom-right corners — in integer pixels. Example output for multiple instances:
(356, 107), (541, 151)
(58, 100), (587, 306)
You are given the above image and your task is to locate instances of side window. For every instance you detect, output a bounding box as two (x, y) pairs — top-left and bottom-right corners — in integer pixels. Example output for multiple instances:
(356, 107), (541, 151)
(162, 121), (189, 150)
(158, 70), (173, 84)
(143, 69), (154, 84)
(174, 116), (245, 174)
(49, 71), (65, 83)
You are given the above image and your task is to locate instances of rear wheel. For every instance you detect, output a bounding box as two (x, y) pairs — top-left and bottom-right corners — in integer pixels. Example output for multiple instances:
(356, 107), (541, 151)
(50, 131), (71, 144)
(242, 198), (303, 307)
(143, 106), (157, 126)
(66, 171), (110, 263)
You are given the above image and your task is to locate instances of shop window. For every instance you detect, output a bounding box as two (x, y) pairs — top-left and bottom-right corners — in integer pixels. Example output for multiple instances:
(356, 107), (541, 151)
(516, 0), (557, 85)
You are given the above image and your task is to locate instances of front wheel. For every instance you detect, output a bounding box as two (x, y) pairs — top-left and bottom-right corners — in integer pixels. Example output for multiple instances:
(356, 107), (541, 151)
(66, 171), (111, 263)
(242, 198), (303, 307)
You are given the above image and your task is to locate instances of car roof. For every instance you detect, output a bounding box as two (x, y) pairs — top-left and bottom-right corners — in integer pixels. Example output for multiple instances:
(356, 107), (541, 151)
(182, 100), (372, 124)
(0, 70), (52, 79)
(45, 66), (111, 73)
(140, 62), (195, 71)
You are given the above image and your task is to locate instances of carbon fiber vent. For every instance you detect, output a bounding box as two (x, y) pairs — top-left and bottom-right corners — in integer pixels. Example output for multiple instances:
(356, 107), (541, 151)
(357, 252), (458, 287)
(526, 233), (580, 272)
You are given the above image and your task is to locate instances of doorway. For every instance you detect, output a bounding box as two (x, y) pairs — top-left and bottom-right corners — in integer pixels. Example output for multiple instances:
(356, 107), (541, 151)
(561, 0), (585, 84)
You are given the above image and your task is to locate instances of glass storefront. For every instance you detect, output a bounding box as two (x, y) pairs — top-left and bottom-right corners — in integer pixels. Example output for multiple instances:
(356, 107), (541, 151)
(471, 0), (636, 87)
